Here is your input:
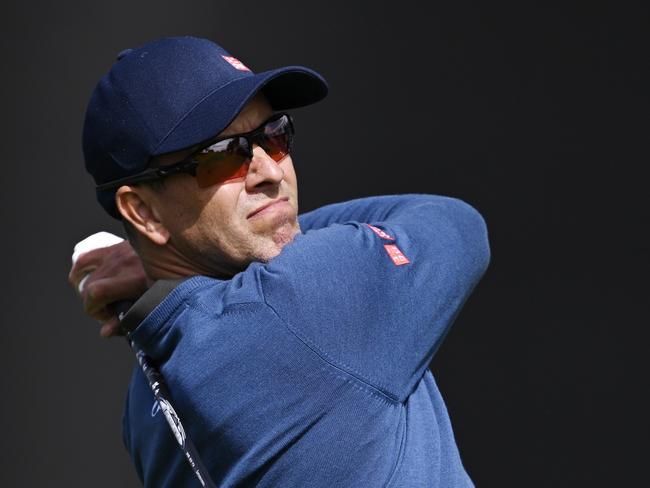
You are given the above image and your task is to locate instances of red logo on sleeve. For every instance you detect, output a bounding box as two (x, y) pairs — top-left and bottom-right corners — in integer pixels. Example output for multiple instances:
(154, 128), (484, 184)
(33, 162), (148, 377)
(366, 224), (394, 240)
(384, 244), (410, 266)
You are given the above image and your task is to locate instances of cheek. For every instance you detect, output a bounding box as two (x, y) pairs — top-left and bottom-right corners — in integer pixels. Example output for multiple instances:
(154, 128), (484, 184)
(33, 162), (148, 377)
(157, 179), (235, 238)
(281, 160), (299, 196)
(194, 186), (245, 241)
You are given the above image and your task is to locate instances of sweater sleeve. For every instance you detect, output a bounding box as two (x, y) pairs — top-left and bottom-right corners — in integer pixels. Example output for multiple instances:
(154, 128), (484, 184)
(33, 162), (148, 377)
(260, 194), (490, 402)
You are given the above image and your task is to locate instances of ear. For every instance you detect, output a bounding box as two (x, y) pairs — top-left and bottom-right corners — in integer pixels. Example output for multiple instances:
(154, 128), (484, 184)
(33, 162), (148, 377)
(116, 186), (170, 246)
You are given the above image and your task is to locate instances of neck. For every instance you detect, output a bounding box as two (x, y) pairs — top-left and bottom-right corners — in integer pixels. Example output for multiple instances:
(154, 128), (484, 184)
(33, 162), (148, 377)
(137, 239), (241, 281)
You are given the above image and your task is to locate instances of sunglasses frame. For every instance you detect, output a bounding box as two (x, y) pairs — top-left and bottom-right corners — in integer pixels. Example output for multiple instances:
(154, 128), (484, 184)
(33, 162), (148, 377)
(96, 112), (294, 191)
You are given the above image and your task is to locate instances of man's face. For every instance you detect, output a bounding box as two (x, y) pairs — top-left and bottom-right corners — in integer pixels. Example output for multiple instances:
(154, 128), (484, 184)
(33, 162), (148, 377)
(146, 94), (301, 277)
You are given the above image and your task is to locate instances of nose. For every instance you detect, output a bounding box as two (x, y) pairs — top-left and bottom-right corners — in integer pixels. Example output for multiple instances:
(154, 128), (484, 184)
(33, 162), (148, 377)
(244, 145), (285, 192)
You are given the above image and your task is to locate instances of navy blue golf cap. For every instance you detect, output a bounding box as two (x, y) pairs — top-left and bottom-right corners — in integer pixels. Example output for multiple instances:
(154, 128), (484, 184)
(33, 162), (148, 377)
(82, 36), (328, 219)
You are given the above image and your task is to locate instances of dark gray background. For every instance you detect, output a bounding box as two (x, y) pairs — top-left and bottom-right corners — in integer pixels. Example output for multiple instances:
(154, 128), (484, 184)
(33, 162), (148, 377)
(2, 1), (648, 486)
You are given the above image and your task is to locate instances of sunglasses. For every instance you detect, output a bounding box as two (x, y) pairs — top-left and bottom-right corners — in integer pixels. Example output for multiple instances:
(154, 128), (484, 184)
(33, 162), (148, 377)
(96, 112), (294, 191)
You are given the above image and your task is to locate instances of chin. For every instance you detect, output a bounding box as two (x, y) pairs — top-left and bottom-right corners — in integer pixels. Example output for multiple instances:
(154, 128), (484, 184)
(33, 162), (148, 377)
(252, 222), (300, 263)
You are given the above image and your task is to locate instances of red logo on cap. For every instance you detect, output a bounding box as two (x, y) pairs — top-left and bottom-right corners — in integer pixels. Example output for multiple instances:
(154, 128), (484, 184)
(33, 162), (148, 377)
(222, 55), (251, 72)
(384, 244), (410, 266)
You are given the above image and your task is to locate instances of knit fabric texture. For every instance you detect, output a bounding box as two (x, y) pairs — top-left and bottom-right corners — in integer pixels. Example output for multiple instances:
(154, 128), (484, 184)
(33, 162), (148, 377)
(122, 194), (490, 487)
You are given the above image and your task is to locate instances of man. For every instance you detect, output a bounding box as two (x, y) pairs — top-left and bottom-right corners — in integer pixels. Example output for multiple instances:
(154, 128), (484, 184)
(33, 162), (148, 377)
(69, 36), (490, 487)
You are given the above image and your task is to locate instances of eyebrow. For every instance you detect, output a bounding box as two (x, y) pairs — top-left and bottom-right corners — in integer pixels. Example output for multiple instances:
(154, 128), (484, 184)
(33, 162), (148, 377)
(152, 112), (278, 167)
(211, 112), (276, 140)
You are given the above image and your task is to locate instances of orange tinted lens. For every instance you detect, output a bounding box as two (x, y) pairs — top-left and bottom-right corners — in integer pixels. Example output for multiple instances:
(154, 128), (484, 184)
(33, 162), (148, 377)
(258, 116), (291, 162)
(194, 138), (250, 187)
(261, 133), (290, 162)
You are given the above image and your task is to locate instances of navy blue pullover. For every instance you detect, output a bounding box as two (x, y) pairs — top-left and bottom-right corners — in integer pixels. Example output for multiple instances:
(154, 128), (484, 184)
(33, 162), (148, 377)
(122, 194), (490, 487)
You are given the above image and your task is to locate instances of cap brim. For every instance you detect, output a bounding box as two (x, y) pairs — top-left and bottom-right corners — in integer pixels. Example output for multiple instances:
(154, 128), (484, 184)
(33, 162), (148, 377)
(153, 66), (327, 156)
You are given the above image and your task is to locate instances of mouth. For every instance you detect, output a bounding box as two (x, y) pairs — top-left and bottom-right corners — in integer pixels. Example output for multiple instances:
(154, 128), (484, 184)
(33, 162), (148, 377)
(247, 197), (290, 219)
